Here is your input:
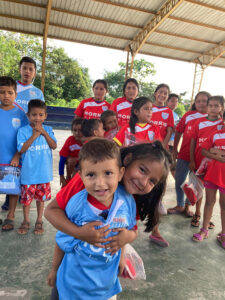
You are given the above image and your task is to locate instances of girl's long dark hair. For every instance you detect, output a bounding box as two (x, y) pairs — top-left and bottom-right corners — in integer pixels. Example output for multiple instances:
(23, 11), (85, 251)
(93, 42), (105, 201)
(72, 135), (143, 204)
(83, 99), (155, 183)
(120, 141), (171, 232)
(129, 97), (152, 134)
(190, 91), (211, 111)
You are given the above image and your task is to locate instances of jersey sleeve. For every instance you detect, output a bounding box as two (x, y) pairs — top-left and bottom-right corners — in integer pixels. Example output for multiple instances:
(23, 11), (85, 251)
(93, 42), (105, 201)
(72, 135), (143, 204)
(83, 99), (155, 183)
(113, 126), (127, 146)
(39, 90), (45, 101)
(74, 99), (84, 117)
(201, 133), (213, 150)
(17, 128), (27, 152)
(176, 113), (188, 133)
(191, 122), (199, 140)
(56, 173), (85, 210)
(46, 126), (57, 143)
(59, 137), (71, 157)
(110, 99), (117, 112)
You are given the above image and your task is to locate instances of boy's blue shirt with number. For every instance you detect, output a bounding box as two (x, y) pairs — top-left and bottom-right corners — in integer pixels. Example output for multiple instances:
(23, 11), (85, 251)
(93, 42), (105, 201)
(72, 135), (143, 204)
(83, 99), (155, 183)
(17, 124), (56, 185)
(56, 185), (136, 300)
(0, 106), (28, 164)
(170, 111), (180, 142)
(15, 81), (44, 113)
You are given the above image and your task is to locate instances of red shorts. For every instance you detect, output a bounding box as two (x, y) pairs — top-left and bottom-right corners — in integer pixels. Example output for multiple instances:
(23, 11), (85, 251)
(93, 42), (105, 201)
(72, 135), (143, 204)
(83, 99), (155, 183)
(21, 183), (51, 206)
(204, 181), (225, 195)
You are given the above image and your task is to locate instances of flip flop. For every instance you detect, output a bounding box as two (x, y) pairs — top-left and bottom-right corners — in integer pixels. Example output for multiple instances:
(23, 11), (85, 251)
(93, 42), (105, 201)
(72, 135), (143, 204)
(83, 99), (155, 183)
(17, 222), (30, 235)
(192, 227), (208, 242)
(217, 233), (225, 249)
(2, 219), (14, 231)
(34, 221), (44, 235)
(149, 235), (169, 247)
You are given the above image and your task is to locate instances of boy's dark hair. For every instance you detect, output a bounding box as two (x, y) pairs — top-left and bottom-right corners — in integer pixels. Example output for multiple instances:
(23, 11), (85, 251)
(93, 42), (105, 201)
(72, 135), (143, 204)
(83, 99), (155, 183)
(100, 110), (116, 128)
(79, 138), (121, 167)
(19, 57), (37, 69)
(93, 79), (108, 90)
(28, 99), (46, 113)
(167, 93), (179, 102)
(81, 119), (102, 137)
(154, 83), (170, 94)
(123, 78), (139, 95)
(0, 76), (17, 93)
(191, 91), (211, 111)
(120, 141), (171, 232)
(71, 118), (83, 131)
(207, 95), (224, 107)
(129, 97), (152, 134)
(223, 111), (225, 120)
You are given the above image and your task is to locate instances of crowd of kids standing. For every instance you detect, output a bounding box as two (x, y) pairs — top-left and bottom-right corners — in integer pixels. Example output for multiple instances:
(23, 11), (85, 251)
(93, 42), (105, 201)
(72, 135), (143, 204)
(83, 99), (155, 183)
(1, 56), (225, 300)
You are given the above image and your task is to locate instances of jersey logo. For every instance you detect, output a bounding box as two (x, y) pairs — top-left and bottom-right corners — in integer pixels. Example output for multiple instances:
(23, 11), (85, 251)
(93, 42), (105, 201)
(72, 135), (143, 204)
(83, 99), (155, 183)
(148, 131), (155, 141)
(30, 90), (36, 96)
(162, 112), (169, 120)
(102, 106), (108, 111)
(12, 118), (21, 129)
(217, 125), (223, 130)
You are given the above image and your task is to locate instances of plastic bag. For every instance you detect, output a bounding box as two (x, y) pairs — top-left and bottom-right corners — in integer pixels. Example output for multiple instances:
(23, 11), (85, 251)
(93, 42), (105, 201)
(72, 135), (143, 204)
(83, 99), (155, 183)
(0, 165), (21, 195)
(121, 244), (146, 280)
(181, 172), (204, 206)
(195, 157), (212, 177)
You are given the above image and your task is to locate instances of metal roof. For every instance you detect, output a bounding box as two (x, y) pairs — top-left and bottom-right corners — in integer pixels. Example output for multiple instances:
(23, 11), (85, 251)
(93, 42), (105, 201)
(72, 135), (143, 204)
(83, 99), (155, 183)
(1, 0), (225, 69)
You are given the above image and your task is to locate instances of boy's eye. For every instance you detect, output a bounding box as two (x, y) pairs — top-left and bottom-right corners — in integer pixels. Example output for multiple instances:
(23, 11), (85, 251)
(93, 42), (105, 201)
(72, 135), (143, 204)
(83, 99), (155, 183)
(86, 172), (94, 177)
(105, 171), (113, 176)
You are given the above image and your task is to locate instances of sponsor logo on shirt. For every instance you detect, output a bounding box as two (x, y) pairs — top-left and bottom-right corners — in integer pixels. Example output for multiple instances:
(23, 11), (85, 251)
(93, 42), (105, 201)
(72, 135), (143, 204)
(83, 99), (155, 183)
(151, 120), (167, 127)
(162, 112), (169, 120)
(102, 106), (108, 111)
(16, 99), (29, 105)
(30, 90), (36, 96)
(84, 111), (101, 118)
(12, 118), (21, 129)
(118, 114), (130, 120)
(69, 144), (82, 151)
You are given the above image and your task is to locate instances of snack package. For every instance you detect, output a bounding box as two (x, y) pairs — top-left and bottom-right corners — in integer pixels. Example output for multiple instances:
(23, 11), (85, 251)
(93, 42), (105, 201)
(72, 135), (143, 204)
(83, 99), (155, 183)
(121, 244), (146, 280)
(181, 172), (204, 205)
(0, 165), (21, 195)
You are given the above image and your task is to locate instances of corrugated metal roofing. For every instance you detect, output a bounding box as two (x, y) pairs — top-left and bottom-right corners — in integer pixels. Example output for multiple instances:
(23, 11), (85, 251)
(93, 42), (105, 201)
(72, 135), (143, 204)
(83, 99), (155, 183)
(0, 0), (225, 68)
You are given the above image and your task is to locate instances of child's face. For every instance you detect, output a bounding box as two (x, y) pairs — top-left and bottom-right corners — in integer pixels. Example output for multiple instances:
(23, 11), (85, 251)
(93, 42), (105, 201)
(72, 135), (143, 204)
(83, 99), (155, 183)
(20, 62), (36, 85)
(207, 100), (223, 119)
(195, 94), (208, 113)
(0, 86), (16, 109)
(123, 157), (163, 195)
(79, 158), (124, 206)
(72, 124), (83, 142)
(154, 87), (169, 106)
(104, 115), (118, 131)
(167, 97), (178, 111)
(93, 83), (107, 101)
(27, 107), (47, 126)
(124, 82), (139, 101)
(134, 102), (152, 123)
(94, 122), (105, 137)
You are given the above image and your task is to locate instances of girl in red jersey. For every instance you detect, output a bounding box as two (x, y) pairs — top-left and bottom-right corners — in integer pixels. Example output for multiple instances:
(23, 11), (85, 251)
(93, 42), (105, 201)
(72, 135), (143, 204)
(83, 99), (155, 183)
(190, 96), (224, 227)
(110, 78), (139, 128)
(114, 97), (161, 146)
(75, 79), (110, 119)
(151, 83), (174, 147)
(167, 91), (210, 217)
(192, 127), (225, 248)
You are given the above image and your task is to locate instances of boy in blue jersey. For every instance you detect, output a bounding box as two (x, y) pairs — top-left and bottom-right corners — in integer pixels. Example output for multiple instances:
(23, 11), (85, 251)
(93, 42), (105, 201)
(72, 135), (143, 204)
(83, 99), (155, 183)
(15, 57), (44, 113)
(17, 100), (57, 235)
(51, 139), (136, 300)
(0, 76), (28, 231)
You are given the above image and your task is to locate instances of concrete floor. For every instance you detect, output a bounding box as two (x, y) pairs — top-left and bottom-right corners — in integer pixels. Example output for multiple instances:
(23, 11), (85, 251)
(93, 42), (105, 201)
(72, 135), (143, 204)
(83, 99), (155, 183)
(0, 129), (225, 300)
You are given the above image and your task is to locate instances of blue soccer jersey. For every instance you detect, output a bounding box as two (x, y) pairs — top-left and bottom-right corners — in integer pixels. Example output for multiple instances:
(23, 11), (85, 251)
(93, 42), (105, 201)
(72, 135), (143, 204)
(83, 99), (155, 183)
(56, 185), (136, 300)
(15, 81), (44, 113)
(0, 106), (28, 164)
(17, 124), (57, 184)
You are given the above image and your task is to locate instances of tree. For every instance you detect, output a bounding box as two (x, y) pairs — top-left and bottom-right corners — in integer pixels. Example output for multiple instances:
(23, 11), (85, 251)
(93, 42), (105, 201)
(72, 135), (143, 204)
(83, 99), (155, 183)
(0, 31), (92, 106)
(104, 59), (157, 100)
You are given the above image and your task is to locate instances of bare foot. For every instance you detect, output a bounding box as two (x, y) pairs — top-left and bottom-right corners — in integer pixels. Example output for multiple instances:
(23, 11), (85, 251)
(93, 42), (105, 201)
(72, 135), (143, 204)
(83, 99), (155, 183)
(167, 206), (184, 214)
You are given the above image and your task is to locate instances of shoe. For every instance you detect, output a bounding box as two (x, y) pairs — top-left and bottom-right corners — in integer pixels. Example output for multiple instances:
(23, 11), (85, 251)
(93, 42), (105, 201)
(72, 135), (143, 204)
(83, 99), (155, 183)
(192, 227), (208, 242)
(149, 235), (169, 247)
(158, 201), (167, 215)
(217, 233), (225, 249)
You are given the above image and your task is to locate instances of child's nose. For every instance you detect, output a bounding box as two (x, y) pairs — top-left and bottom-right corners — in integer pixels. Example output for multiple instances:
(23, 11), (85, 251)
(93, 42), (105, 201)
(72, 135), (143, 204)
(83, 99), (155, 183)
(96, 176), (105, 186)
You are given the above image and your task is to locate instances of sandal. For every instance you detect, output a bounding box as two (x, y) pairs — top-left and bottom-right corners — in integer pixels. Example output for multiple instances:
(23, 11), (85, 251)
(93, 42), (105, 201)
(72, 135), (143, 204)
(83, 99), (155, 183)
(2, 219), (14, 231)
(34, 221), (44, 235)
(191, 214), (201, 227)
(208, 221), (215, 230)
(192, 227), (208, 242)
(17, 222), (30, 235)
(217, 233), (225, 249)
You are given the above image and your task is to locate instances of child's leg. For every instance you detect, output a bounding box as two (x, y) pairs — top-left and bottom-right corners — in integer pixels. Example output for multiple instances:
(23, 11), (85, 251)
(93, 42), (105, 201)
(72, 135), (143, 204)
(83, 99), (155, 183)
(17, 205), (30, 235)
(149, 225), (169, 247)
(66, 157), (78, 180)
(34, 201), (44, 235)
(218, 191), (225, 248)
(191, 197), (202, 227)
(2, 194), (18, 231)
(48, 243), (64, 287)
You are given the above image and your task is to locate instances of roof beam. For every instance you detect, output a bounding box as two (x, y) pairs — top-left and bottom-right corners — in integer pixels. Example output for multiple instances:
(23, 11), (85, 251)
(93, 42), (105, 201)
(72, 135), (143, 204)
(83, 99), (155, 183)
(185, 0), (225, 13)
(125, 0), (185, 55)
(41, 0), (52, 92)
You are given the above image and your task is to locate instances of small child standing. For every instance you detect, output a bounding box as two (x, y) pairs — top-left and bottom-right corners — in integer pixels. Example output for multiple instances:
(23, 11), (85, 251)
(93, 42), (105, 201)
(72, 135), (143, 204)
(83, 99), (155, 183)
(0, 76), (28, 231)
(53, 139), (136, 299)
(101, 110), (119, 140)
(114, 97), (161, 147)
(59, 118), (83, 187)
(17, 100), (57, 235)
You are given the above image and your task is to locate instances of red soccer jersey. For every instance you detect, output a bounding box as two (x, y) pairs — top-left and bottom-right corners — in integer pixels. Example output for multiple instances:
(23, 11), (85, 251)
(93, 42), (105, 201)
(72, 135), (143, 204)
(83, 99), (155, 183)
(192, 117), (223, 169)
(113, 123), (162, 146)
(176, 111), (207, 162)
(110, 96), (132, 127)
(202, 129), (225, 188)
(74, 98), (110, 119)
(59, 136), (82, 158)
(150, 105), (174, 140)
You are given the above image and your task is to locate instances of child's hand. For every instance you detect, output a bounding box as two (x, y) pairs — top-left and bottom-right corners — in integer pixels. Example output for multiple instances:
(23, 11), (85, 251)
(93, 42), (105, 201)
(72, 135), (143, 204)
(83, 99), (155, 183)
(189, 161), (195, 171)
(32, 128), (41, 138)
(33, 124), (46, 135)
(105, 228), (130, 255)
(119, 254), (126, 276)
(10, 152), (20, 167)
(47, 268), (57, 287)
(78, 222), (112, 247)
(60, 175), (67, 187)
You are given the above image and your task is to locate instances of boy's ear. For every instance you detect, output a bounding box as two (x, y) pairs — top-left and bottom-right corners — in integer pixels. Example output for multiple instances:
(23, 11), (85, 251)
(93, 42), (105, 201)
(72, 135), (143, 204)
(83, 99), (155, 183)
(118, 166), (125, 182)
(123, 153), (133, 167)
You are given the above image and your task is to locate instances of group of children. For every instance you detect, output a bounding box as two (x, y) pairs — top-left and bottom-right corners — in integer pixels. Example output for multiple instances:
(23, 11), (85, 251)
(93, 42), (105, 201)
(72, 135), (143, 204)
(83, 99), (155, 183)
(1, 57), (225, 299)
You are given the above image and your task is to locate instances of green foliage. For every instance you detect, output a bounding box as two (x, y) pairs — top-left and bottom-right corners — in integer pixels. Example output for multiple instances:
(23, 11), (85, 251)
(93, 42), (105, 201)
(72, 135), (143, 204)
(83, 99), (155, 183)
(0, 31), (92, 106)
(175, 103), (186, 117)
(104, 59), (157, 99)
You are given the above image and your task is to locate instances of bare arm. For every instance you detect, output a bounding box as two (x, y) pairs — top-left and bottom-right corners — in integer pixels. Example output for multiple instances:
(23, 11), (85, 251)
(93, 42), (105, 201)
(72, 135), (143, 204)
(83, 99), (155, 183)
(10, 151), (20, 167)
(189, 138), (196, 171)
(19, 130), (40, 154)
(36, 125), (57, 150)
(163, 127), (173, 147)
(47, 244), (64, 287)
(202, 148), (225, 163)
(173, 131), (182, 157)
